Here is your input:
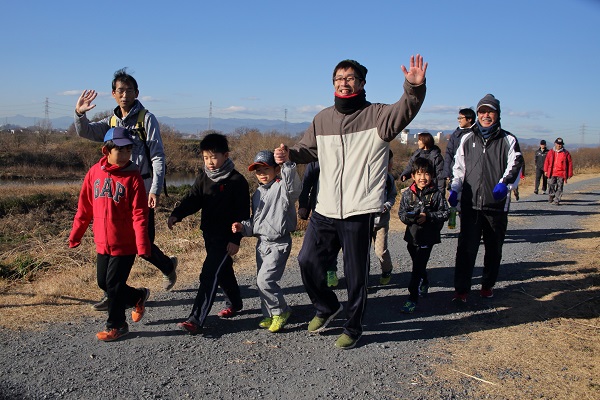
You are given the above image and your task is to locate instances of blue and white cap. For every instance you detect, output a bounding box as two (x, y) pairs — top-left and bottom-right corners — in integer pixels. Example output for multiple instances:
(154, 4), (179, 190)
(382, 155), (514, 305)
(104, 127), (134, 146)
(248, 150), (277, 171)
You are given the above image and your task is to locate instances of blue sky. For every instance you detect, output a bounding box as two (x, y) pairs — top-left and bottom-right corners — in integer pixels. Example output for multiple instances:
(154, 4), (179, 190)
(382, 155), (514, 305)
(1, 0), (599, 144)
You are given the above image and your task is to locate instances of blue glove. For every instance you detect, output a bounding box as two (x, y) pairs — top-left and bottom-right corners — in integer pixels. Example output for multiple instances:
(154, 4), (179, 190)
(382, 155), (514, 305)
(493, 183), (508, 200)
(448, 190), (458, 207)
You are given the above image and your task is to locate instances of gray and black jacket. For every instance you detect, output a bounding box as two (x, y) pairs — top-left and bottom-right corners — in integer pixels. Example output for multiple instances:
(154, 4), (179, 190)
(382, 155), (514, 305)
(451, 125), (524, 212)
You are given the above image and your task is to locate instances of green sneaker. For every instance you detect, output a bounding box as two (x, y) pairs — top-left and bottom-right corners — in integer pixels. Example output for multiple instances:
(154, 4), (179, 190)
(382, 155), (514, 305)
(258, 317), (272, 329)
(401, 300), (417, 314)
(268, 310), (291, 333)
(326, 270), (339, 287)
(334, 333), (361, 350)
(308, 304), (343, 333)
(379, 271), (392, 285)
(419, 283), (429, 297)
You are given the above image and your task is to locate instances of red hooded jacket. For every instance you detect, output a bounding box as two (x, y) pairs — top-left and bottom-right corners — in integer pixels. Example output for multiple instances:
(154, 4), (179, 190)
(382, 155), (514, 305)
(69, 156), (151, 257)
(544, 148), (573, 180)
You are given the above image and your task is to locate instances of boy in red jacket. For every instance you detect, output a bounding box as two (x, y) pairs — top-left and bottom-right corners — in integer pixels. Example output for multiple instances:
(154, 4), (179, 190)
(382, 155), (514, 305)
(69, 127), (151, 342)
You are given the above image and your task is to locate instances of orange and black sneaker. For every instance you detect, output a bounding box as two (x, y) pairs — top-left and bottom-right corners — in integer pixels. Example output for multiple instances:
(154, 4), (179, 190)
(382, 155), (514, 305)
(132, 287), (150, 323)
(97, 324), (129, 342)
(177, 320), (201, 335)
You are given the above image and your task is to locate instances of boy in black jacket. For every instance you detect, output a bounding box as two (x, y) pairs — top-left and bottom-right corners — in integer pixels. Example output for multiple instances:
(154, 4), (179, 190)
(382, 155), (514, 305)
(398, 157), (448, 313)
(168, 133), (250, 334)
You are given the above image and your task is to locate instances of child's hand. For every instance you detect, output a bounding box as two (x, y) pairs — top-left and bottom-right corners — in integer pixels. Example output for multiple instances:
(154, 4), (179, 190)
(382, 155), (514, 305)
(232, 222), (243, 233)
(297, 208), (309, 220)
(416, 213), (426, 225)
(167, 216), (179, 230)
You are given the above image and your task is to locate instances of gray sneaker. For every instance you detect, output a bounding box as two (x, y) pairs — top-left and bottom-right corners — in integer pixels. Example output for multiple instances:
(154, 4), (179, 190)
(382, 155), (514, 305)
(163, 257), (178, 291)
(91, 295), (109, 311)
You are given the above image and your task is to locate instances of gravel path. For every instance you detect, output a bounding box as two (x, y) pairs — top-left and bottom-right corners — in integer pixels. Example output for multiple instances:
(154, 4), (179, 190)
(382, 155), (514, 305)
(1, 177), (599, 400)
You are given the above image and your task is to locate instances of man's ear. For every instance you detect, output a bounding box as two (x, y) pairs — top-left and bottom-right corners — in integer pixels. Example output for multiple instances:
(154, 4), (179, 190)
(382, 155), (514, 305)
(101, 146), (110, 156)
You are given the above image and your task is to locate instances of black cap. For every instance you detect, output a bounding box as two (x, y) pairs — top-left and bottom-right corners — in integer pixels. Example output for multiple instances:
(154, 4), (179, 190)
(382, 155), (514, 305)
(333, 59), (368, 81)
(555, 138), (564, 145)
(540, 140), (546, 145)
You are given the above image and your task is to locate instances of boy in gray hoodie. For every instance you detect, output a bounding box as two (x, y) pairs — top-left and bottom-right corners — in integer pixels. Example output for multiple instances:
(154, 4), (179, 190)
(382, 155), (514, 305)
(232, 150), (302, 333)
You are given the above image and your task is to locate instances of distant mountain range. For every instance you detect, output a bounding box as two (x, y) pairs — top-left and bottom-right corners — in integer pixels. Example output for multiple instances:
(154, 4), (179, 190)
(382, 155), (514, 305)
(0, 114), (310, 137)
(0, 114), (592, 149)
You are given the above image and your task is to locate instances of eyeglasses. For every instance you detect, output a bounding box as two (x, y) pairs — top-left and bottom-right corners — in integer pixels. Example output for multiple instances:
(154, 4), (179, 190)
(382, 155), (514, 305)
(477, 109), (497, 115)
(457, 116), (466, 120)
(115, 88), (135, 95)
(333, 75), (358, 83)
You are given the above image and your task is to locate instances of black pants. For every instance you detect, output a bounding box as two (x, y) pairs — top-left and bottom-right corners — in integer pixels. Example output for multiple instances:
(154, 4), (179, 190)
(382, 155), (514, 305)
(534, 168), (547, 192)
(189, 236), (243, 326)
(406, 244), (432, 302)
(97, 254), (144, 329)
(454, 208), (508, 294)
(298, 212), (372, 339)
(142, 208), (175, 275)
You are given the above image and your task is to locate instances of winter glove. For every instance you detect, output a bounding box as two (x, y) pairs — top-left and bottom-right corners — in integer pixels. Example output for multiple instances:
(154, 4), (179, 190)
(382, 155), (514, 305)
(382, 202), (392, 213)
(448, 190), (458, 207)
(492, 183), (508, 200)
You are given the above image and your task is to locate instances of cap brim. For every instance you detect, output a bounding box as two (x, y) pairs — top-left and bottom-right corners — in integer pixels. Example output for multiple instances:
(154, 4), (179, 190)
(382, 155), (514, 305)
(477, 104), (497, 111)
(248, 162), (269, 171)
(111, 138), (134, 147)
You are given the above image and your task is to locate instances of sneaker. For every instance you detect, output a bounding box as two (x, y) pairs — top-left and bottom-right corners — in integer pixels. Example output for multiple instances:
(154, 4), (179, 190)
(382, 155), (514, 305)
(555, 201), (560, 206)
(258, 317), (273, 329)
(533, 190), (538, 194)
(268, 310), (292, 333)
(418, 283), (429, 297)
(548, 196), (554, 203)
(91, 295), (109, 311)
(217, 306), (240, 318)
(327, 270), (339, 287)
(401, 300), (417, 314)
(379, 271), (392, 285)
(131, 287), (150, 323)
(308, 304), (343, 333)
(334, 333), (360, 350)
(542, 191), (547, 195)
(514, 192), (519, 201)
(480, 288), (494, 298)
(97, 324), (129, 342)
(162, 257), (178, 291)
(177, 320), (201, 335)
(452, 292), (467, 305)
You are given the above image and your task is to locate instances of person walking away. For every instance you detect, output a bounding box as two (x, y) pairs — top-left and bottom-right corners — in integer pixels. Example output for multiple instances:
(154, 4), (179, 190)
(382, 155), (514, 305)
(544, 137), (573, 206)
(275, 55), (427, 349)
(69, 127), (151, 341)
(168, 133), (250, 335)
(534, 140), (549, 194)
(374, 150), (398, 285)
(297, 161), (340, 287)
(232, 150), (302, 333)
(398, 157), (448, 313)
(448, 94), (524, 304)
(400, 132), (445, 194)
(74, 68), (177, 312)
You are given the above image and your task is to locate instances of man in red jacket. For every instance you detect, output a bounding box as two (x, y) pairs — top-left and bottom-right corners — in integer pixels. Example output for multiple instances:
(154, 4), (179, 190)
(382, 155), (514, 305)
(543, 137), (573, 205)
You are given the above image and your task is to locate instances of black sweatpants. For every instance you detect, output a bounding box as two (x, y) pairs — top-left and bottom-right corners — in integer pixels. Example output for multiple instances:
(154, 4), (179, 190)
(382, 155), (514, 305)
(298, 211), (372, 339)
(142, 207), (175, 275)
(454, 208), (508, 294)
(189, 235), (243, 326)
(406, 244), (433, 302)
(97, 254), (144, 329)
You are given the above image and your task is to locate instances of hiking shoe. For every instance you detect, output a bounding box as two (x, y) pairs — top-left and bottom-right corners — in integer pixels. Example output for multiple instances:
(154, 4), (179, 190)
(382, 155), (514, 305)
(177, 320), (201, 335)
(401, 300), (417, 314)
(97, 324), (129, 342)
(334, 333), (360, 350)
(379, 271), (392, 285)
(217, 307), (240, 318)
(268, 310), (292, 333)
(163, 257), (178, 291)
(418, 283), (429, 297)
(452, 292), (467, 305)
(480, 288), (494, 298)
(259, 317), (273, 329)
(327, 270), (339, 287)
(131, 288), (150, 323)
(91, 295), (110, 311)
(308, 304), (343, 333)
